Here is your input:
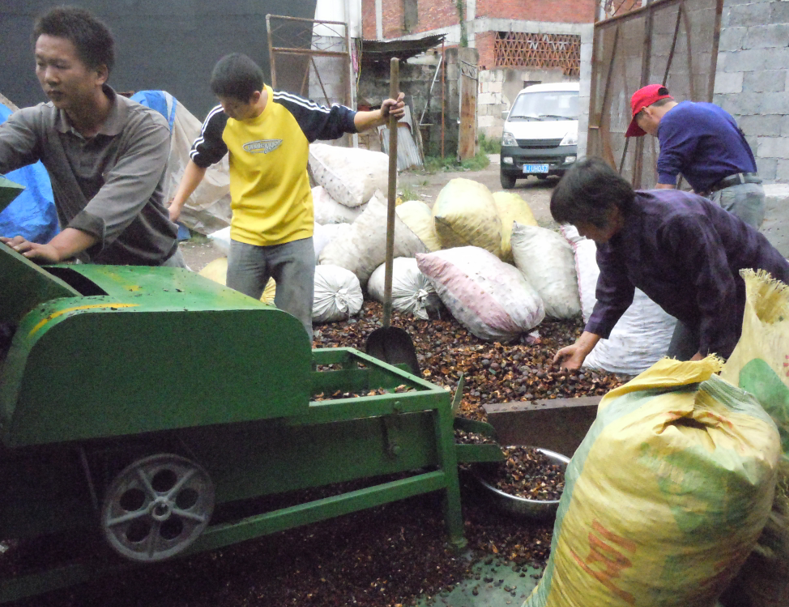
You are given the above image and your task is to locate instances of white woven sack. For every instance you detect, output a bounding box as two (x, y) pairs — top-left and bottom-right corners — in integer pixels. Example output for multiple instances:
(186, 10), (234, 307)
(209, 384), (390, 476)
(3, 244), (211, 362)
(396, 200), (441, 252)
(318, 191), (427, 286)
(432, 179), (502, 257)
(559, 225), (676, 375)
(308, 143), (389, 208)
(511, 223), (580, 319)
(561, 224), (599, 324)
(312, 265), (363, 323)
(313, 222), (351, 263)
(208, 226), (231, 255)
(312, 186), (366, 224)
(417, 246), (544, 342)
(368, 257), (441, 320)
(583, 289), (678, 376)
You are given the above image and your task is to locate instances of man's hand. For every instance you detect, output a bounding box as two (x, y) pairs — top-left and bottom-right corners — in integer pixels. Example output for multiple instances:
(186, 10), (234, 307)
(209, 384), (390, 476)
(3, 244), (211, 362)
(2, 228), (97, 264)
(380, 92), (406, 121)
(168, 161), (207, 225)
(168, 200), (182, 223)
(1, 236), (62, 263)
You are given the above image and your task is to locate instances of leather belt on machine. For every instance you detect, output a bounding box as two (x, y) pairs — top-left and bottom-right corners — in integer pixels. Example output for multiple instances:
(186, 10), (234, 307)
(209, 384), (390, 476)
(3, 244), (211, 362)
(708, 172), (762, 194)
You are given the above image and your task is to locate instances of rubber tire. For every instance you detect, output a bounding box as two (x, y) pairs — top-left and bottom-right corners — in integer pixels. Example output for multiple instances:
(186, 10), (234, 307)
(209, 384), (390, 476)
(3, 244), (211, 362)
(500, 172), (517, 189)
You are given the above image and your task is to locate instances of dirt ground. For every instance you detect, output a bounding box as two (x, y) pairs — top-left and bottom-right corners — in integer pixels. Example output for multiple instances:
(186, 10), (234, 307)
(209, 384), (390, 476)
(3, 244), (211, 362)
(179, 156), (559, 272)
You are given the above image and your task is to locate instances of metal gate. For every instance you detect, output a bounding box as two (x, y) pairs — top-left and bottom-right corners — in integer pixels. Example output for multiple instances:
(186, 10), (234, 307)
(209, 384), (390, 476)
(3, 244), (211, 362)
(588, 0), (724, 188)
(266, 15), (354, 144)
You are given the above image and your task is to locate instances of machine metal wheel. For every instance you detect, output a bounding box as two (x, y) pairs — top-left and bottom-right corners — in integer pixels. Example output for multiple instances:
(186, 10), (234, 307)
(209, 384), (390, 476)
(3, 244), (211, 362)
(100, 453), (214, 563)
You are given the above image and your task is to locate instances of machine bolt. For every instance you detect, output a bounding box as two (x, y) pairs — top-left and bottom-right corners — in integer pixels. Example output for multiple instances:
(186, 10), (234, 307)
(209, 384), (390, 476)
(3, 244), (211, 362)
(150, 499), (172, 521)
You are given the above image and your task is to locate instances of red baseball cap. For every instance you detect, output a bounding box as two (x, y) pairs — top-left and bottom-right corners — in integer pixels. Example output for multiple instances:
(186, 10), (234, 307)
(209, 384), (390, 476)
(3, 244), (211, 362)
(625, 84), (673, 137)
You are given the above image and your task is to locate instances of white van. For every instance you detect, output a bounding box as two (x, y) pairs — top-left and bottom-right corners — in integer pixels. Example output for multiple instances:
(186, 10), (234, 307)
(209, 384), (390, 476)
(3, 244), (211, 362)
(499, 82), (580, 189)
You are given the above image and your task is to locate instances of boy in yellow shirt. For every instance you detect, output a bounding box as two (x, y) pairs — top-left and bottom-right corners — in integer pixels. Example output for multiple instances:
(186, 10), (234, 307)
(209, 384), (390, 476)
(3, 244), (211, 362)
(170, 53), (403, 341)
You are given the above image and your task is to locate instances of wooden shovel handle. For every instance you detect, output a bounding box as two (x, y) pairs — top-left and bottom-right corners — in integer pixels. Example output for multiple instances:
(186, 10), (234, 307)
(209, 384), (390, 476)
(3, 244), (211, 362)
(382, 57), (399, 328)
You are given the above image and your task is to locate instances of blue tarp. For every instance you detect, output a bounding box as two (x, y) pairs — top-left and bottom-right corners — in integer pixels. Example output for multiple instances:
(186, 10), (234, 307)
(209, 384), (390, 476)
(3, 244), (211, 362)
(0, 104), (59, 243)
(131, 90), (178, 131)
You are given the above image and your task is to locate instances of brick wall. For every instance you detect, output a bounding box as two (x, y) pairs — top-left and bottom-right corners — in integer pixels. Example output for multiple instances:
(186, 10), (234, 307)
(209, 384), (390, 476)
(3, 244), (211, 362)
(362, 0), (595, 41)
(382, 0), (405, 38)
(361, 0), (376, 39)
(415, 0), (461, 34)
(362, 0), (459, 40)
(476, 0), (595, 23)
(476, 30), (496, 70)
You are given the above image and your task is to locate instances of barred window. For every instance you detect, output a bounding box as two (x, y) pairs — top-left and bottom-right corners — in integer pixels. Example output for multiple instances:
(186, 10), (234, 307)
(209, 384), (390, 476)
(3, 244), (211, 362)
(494, 32), (581, 77)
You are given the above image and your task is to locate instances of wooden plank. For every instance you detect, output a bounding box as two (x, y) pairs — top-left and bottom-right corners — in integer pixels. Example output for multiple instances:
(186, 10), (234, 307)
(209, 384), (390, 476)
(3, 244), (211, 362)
(483, 396), (601, 458)
(457, 48), (477, 161)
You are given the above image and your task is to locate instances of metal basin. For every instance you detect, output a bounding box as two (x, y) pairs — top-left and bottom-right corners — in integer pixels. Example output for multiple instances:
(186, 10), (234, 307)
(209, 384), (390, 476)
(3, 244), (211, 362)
(474, 447), (570, 521)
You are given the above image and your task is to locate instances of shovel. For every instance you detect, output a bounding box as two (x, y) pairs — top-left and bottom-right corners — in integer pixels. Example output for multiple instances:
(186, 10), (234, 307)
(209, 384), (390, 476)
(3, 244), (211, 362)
(365, 58), (421, 377)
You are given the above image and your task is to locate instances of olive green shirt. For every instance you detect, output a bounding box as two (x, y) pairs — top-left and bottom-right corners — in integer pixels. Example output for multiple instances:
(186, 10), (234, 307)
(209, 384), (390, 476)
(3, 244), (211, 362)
(0, 86), (177, 265)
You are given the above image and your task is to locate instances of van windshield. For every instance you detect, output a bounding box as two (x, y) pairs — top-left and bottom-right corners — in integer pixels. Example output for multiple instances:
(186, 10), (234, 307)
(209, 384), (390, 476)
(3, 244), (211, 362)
(509, 91), (579, 121)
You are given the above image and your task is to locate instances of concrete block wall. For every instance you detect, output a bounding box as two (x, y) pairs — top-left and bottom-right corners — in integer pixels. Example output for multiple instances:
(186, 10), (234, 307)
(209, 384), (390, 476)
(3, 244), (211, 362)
(577, 24), (594, 159)
(714, 0), (789, 183)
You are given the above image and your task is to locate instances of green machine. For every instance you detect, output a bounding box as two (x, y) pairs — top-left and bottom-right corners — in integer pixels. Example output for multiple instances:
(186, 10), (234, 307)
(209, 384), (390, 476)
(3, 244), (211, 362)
(0, 180), (501, 601)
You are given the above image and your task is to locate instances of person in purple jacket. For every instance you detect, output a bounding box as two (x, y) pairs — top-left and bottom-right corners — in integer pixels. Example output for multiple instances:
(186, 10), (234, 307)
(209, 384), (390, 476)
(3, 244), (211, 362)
(626, 84), (764, 228)
(551, 158), (789, 370)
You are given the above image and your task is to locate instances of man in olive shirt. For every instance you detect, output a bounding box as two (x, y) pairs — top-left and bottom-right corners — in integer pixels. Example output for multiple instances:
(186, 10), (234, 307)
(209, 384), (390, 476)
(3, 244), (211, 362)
(0, 6), (181, 266)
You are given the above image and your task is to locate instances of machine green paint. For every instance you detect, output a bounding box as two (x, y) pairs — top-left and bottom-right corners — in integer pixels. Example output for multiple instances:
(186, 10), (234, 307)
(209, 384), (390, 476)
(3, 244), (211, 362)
(0, 181), (503, 601)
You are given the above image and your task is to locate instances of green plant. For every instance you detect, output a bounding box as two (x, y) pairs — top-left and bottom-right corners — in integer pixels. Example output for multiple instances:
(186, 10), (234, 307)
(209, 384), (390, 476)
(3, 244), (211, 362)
(423, 155), (456, 173)
(188, 232), (211, 245)
(460, 151), (491, 171)
(478, 132), (501, 155)
(423, 151), (490, 173)
(399, 185), (419, 201)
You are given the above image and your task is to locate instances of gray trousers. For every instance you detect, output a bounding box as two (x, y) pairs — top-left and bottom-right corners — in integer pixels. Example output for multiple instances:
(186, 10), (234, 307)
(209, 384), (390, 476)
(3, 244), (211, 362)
(710, 182), (765, 229)
(160, 248), (188, 269)
(227, 237), (315, 341)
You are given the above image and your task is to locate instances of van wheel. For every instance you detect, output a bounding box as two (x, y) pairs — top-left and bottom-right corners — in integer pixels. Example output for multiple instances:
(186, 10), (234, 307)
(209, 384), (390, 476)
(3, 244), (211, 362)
(500, 172), (516, 189)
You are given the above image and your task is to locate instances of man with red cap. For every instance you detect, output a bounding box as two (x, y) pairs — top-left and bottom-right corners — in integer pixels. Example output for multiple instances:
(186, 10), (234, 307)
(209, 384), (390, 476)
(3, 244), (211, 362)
(626, 84), (764, 228)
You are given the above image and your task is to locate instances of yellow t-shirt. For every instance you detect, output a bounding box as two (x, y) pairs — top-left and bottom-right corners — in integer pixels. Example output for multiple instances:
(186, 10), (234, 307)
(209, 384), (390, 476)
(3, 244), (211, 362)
(223, 86), (312, 245)
(190, 85), (358, 247)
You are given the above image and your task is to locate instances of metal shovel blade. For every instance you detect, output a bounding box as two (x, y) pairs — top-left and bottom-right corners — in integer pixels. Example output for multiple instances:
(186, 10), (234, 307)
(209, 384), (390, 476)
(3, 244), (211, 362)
(366, 326), (420, 377)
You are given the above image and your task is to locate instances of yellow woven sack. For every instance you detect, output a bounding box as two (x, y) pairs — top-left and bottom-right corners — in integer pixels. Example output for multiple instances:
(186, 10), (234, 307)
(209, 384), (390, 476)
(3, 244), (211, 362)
(525, 357), (780, 607)
(396, 200), (442, 252)
(432, 178), (502, 257)
(722, 270), (789, 459)
(492, 191), (537, 263)
(198, 257), (276, 305)
(718, 270), (789, 606)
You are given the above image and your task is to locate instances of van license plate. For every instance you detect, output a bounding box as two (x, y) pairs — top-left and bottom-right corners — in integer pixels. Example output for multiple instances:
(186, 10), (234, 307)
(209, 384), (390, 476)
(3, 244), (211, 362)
(524, 164), (549, 174)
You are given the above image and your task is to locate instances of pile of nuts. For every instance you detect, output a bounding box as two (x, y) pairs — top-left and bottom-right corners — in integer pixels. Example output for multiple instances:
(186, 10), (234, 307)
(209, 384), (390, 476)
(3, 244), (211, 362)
(481, 446), (566, 501)
(12, 301), (624, 607)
